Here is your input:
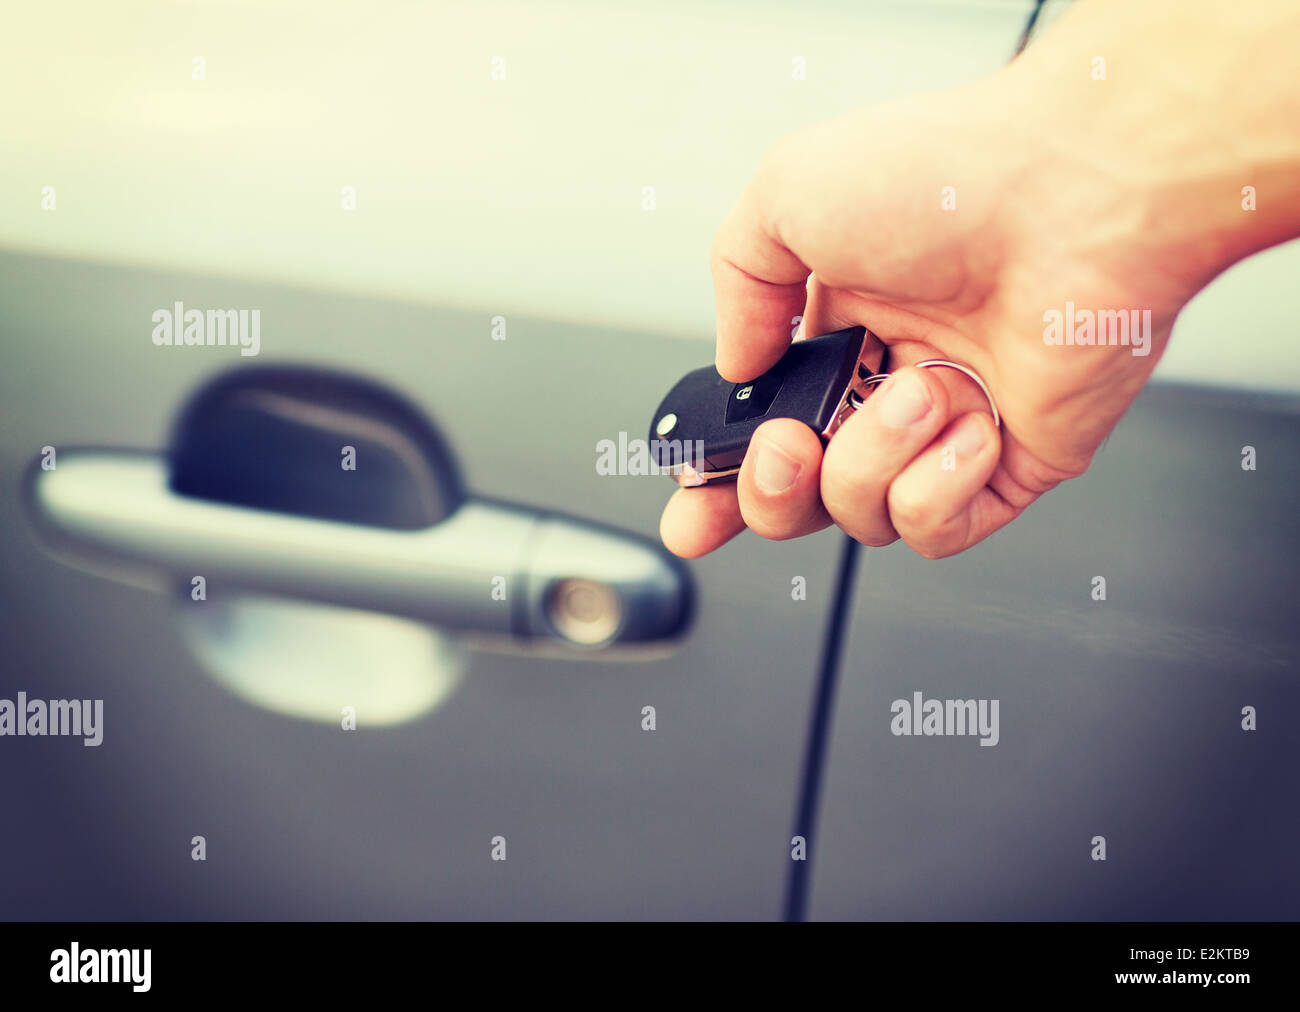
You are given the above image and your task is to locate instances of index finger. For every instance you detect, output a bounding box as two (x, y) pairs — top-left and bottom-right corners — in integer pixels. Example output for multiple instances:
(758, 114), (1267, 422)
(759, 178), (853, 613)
(709, 149), (811, 383)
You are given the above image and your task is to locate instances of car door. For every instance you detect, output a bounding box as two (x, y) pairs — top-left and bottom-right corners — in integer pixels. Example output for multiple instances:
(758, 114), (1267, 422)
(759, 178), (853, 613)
(1, 1), (1083, 920)
(1, 249), (858, 919)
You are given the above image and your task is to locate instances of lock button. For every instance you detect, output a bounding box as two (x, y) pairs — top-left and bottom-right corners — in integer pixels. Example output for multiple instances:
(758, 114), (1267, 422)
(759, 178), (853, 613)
(724, 367), (785, 424)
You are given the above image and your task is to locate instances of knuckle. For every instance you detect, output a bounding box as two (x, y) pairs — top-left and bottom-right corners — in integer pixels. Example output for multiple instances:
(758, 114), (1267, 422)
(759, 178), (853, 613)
(851, 530), (899, 549)
(993, 452), (1086, 509)
(825, 500), (896, 548)
(708, 232), (729, 268)
(821, 451), (880, 505)
(909, 538), (958, 561)
(1025, 454), (1084, 489)
(887, 485), (936, 535)
(828, 509), (897, 548)
(738, 498), (796, 542)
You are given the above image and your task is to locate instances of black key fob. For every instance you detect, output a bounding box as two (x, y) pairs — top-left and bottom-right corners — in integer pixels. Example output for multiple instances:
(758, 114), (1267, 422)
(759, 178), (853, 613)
(648, 326), (884, 486)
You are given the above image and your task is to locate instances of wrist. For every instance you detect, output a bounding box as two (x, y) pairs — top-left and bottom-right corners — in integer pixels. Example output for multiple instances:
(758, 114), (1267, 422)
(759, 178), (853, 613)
(990, 0), (1300, 301)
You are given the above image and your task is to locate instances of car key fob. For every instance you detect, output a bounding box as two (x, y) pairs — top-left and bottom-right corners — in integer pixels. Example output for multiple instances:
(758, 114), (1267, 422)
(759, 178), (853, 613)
(648, 326), (884, 487)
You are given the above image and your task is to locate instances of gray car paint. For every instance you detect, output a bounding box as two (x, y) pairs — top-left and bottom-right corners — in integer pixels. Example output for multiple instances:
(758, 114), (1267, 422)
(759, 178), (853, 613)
(812, 386), (1300, 919)
(0, 250), (842, 919)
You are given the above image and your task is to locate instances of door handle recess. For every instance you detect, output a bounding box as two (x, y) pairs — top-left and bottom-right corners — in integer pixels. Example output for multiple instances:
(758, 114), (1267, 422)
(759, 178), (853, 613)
(26, 452), (690, 648)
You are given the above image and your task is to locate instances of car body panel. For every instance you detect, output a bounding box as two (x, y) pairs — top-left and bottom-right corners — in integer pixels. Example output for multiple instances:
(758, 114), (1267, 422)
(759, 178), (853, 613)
(811, 385), (1300, 919)
(0, 250), (843, 919)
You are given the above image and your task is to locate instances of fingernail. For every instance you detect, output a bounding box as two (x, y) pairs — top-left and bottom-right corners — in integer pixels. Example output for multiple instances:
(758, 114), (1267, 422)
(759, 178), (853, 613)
(753, 442), (802, 493)
(875, 370), (932, 428)
(950, 414), (987, 456)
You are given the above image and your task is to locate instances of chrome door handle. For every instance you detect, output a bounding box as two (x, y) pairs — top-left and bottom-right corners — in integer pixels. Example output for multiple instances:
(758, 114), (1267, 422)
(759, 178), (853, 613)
(27, 452), (689, 648)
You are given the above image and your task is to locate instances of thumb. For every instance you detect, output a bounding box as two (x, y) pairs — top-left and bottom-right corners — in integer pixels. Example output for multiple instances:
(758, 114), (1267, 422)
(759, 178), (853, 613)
(709, 140), (813, 383)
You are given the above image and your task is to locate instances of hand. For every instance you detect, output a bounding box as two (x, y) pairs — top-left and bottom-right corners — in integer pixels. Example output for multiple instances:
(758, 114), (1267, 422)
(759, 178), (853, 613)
(659, 0), (1300, 560)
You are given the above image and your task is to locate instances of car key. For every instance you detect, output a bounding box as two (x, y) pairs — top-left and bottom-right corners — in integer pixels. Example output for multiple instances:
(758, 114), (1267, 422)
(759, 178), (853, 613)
(647, 325), (1000, 487)
(647, 326), (884, 487)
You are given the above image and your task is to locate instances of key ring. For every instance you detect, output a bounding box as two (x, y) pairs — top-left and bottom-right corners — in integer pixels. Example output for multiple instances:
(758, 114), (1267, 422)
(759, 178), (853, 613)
(848, 359), (1001, 428)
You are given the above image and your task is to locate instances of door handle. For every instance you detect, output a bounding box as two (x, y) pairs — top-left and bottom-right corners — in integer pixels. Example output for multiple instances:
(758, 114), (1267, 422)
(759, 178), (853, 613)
(26, 451), (690, 648)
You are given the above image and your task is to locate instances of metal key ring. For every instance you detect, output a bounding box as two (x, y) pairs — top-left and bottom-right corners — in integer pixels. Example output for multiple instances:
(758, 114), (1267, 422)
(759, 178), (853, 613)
(852, 359), (1001, 428)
